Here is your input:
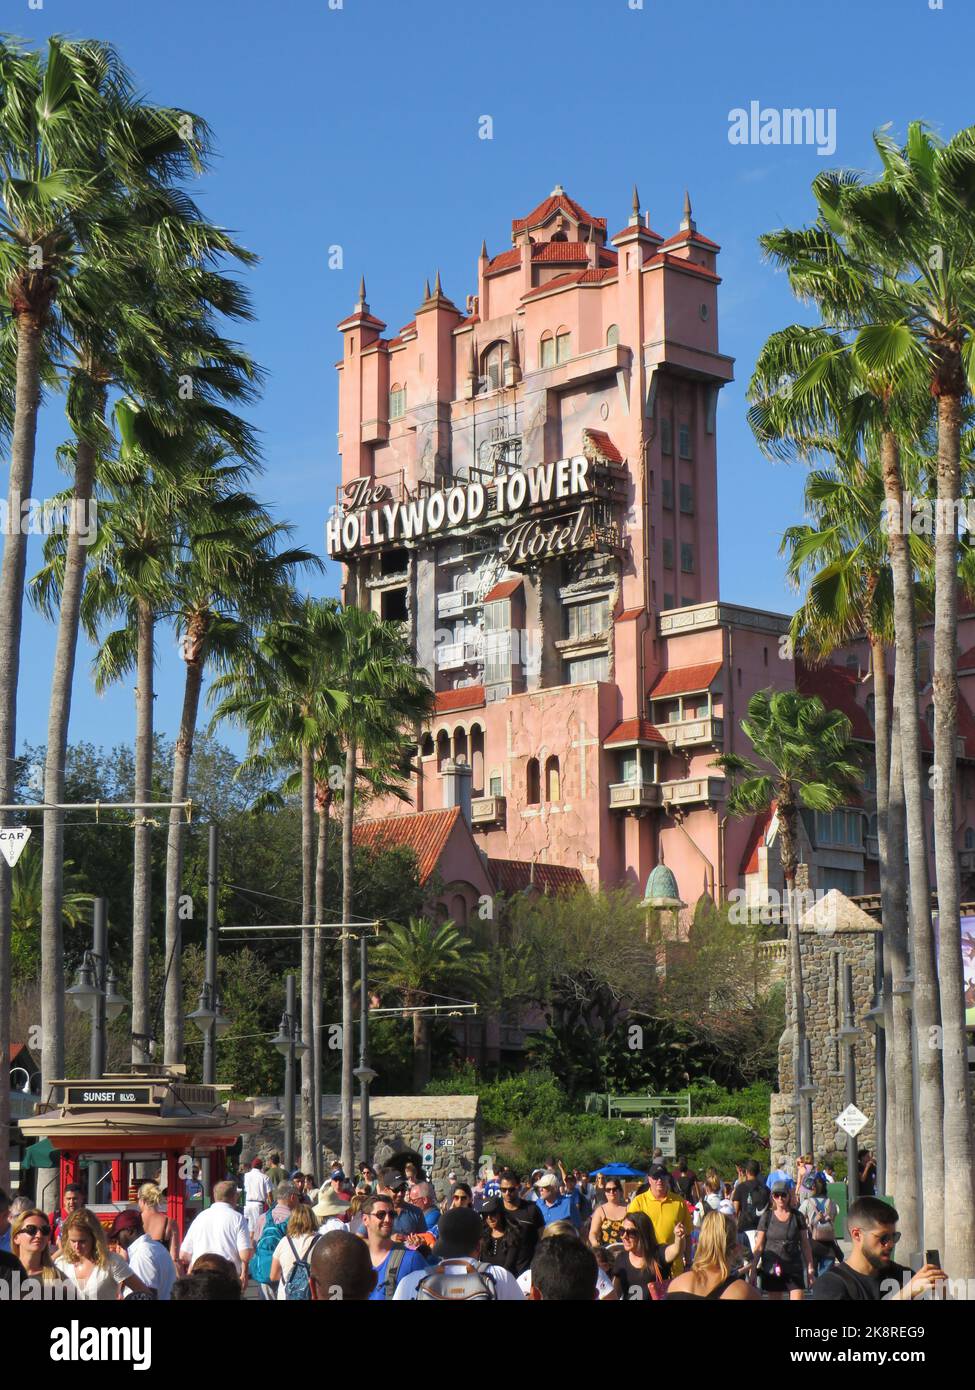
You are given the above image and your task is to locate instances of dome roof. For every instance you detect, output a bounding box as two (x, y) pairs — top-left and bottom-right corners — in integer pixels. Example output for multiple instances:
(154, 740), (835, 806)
(641, 863), (685, 909)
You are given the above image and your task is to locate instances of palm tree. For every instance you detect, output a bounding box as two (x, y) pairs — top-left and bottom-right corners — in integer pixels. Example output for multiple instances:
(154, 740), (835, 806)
(372, 917), (484, 1091)
(323, 606), (434, 1170)
(780, 444), (929, 1250)
(713, 689), (863, 1157)
(11, 846), (91, 984)
(814, 123), (975, 1273)
(0, 33), (160, 1182)
(156, 457), (317, 1068)
(750, 182), (947, 1253)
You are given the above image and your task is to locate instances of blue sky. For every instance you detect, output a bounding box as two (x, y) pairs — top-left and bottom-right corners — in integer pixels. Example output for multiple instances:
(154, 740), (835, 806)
(10, 0), (973, 757)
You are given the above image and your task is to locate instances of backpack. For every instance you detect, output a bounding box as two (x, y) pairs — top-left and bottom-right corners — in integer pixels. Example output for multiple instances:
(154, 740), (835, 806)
(382, 1246), (407, 1301)
(283, 1235), (320, 1301)
(250, 1215), (289, 1285)
(414, 1259), (498, 1301)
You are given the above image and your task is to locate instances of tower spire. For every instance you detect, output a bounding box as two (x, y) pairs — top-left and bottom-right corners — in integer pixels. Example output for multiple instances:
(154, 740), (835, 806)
(422, 276), (431, 301)
(356, 275), (367, 309)
(681, 189), (696, 233)
(433, 268), (443, 296)
(630, 184), (641, 225)
(480, 237), (488, 260)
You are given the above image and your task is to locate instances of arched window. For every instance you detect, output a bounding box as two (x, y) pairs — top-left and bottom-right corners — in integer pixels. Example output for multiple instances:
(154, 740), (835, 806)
(965, 827), (975, 851)
(436, 729), (450, 770)
(539, 331), (555, 369)
(545, 755), (561, 802)
(555, 327), (571, 364)
(470, 725), (485, 796)
(389, 383), (406, 419)
(482, 340), (509, 392)
(918, 641), (931, 687)
(453, 726), (468, 764)
(527, 757), (540, 804)
(450, 893), (469, 927)
(606, 324), (620, 348)
(420, 732), (435, 758)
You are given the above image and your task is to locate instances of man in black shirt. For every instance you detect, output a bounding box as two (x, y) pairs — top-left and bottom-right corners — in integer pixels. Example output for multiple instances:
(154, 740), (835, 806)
(498, 1168), (544, 1274)
(810, 1197), (946, 1301)
(732, 1160), (768, 1242)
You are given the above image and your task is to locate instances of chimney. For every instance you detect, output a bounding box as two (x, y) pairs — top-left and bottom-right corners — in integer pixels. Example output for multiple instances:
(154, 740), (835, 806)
(441, 759), (472, 826)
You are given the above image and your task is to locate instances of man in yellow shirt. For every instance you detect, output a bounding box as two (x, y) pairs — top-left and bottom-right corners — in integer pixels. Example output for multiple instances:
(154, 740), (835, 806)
(627, 1165), (689, 1274)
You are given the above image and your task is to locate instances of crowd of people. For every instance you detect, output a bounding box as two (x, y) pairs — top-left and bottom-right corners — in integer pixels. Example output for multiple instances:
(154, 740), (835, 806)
(0, 1146), (950, 1301)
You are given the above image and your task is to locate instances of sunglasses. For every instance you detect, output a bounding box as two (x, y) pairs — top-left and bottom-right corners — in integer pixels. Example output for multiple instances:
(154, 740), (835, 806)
(22, 1224), (50, 1238)
(500, 1186), (518, 1193)
(875, 1233), (900, 1246)
(621, 1228), (639, 1238)
(605, 1186), (621, 1193)
(369, 1210), (394, 1222)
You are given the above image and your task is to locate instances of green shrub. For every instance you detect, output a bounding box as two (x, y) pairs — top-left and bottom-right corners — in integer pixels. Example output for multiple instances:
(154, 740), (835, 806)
(427, 1068), (566, 1136)
(687, 1079), (772, 1137)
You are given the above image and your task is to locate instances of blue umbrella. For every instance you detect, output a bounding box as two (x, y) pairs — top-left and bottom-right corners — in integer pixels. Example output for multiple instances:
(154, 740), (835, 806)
(589, 1163), (647, 1178)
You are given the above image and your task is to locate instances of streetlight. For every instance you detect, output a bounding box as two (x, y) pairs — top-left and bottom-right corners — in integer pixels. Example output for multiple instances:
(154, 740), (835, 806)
(273, 974), (303, 1172)
(64, 897), (129, 1203)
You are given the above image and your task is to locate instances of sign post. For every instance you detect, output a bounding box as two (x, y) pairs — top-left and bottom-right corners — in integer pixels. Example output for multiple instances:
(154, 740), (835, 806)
(652, 1115), (677, 1160)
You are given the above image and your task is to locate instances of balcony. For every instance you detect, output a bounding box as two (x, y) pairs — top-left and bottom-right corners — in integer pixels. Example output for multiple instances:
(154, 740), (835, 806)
(660, 775), (726, 807)
(437, 589), (480, 619)
(865, 835), (879, 860)
(436, 641), (483, 671)
(608, 782), (662, 813)
(662, 716), (724, 749)
(471, 795), (506, 827)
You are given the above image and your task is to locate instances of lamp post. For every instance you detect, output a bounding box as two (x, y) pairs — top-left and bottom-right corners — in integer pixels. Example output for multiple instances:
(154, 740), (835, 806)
(353, 929), (378, 1167)
(66, 897), (129, 1201)
(864, 933), (886, 1196)
(839, 959), (861, 1203)
(272, 974), (307, 1172)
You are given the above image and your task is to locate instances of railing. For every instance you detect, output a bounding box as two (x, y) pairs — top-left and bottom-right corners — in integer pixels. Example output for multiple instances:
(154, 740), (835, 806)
(437, 589), (479, 618)
(606, 1091), (692, 1119)
(471, 795), (506, 826)
(436, 641), (483, 670)
(608, 782), (662, 811)
(662, 716), (724, 748)
(660, 775), (726, 806)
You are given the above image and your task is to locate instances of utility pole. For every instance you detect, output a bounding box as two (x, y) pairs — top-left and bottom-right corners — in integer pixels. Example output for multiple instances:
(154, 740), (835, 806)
(280, 974), (298, 1173)
(203, 825), (218, 1201)
(354, 930), (378, 1168)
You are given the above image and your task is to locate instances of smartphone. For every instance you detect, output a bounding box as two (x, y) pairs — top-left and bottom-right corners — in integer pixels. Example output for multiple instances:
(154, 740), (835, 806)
(925, 1249), (940, 1268)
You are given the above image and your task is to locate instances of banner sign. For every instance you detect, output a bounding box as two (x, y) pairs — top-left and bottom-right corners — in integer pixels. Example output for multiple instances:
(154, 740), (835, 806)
(65, 1086), (154, 1107)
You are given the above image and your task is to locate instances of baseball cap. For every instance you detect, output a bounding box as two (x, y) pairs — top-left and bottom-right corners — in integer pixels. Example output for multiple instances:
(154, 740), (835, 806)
(109, 1210), (143, 1237)
(480, 1196), (503, 1216)
(432, 1207), (482, 1259)
(381, 1169), (408, 1192)
(770, 1180), (791, 1194)
(537, 1173), (559, 1190)
(648, 1164), (670, 1180)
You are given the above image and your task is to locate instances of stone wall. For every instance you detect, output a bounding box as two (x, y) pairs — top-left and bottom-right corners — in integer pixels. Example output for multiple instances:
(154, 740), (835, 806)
(769, 891), (880, 1162)
(243, 1094), (482, 1186)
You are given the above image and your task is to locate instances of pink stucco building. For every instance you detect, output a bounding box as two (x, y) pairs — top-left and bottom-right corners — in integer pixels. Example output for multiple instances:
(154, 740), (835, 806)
(331, 185), (975, 922)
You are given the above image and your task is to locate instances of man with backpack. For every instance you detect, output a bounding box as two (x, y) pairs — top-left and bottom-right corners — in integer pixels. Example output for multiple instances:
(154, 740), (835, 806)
(810, 1197), (946, 1301)
(362, 1193), (429, 1300)
(732, 1160), (768, 1251)
(392, 1207), (524, 1299)
(250, 1181), (300, 1300)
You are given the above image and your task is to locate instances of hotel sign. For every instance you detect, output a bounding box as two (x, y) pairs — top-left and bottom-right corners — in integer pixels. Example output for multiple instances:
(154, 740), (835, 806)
(327, 455), (593, 559)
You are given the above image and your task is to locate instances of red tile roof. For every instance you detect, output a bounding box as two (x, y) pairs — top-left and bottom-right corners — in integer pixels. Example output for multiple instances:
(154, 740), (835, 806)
(482, 578), (522, 603)
(616, 607), (645, 622)
(740, 806), (776, 876)
(522, 267), (615, 300)
(649, 661), (724, 699)
(433, 685), (485, 714)
(490, 858), (586, 895)
(611, 223), (663, 242)
(599, 249), (619, 266)
(583, 428), (623, 463)
(795, 662), (874, 741)
(353, 807), (461, 885)
(604, 718), (667, 747)
(644, 252), (720, 282)
(512, 193), (606, 236)
(532, 242), (590, 263)
(659, 230), (721, 251)
(485, 248), (521, 275)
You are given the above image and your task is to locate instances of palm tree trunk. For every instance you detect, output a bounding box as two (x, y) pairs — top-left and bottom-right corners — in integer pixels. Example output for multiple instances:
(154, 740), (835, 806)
(880, 428), (944, 1259)
(131, 601), (155, 1065)
(340, 742), (356, 1174)
(300, 744), (315, 1173)
(163, 617), (208, 1066)
(40, 429), (99, 1095)
(882, 699), (919, 1254)
(313, 787), (329, 1177)
(0, 310), (44, 1183)
(870, 635), (896, 1181)
(779, 806), (810, 1156)
(412, 1005), (429, 1092)
(932, 391), (975, 1279)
